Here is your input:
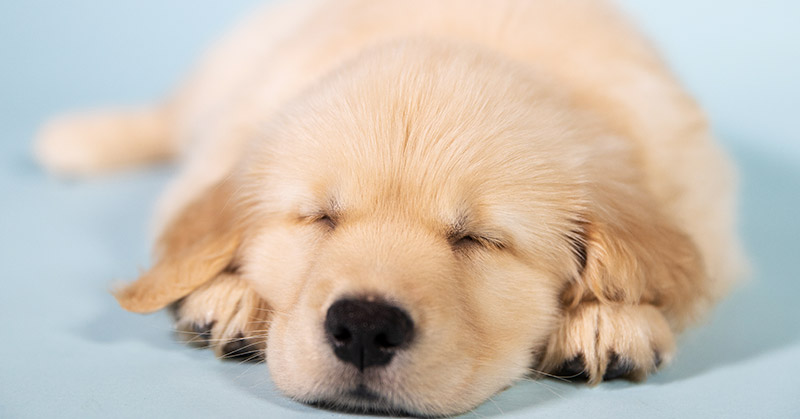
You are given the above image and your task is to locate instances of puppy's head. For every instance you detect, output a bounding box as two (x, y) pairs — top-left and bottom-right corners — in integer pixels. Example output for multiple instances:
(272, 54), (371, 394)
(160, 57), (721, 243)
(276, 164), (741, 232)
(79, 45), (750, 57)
(116, 41), (704, 416)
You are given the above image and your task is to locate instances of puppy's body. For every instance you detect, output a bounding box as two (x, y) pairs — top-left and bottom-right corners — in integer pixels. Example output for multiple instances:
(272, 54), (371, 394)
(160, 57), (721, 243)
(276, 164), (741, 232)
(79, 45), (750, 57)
(37, 0), (744, 416)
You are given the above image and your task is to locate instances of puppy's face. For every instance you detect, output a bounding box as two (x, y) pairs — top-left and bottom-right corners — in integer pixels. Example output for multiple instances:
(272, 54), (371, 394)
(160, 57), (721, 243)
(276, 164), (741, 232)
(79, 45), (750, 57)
(235, 44), (592, 415)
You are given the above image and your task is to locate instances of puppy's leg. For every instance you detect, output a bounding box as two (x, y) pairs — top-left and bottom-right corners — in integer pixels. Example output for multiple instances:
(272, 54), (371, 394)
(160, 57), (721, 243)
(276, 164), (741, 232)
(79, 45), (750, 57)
(539, 302), (675, 384)
(171, 273), (270, 361)
(537, 177), (711, 383)
(35, 107), (176, 175)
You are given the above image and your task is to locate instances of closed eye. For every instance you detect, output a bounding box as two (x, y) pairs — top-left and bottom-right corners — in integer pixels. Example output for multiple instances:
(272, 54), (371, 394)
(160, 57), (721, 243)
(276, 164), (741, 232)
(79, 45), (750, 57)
(301, 212), (337, 230)
(452, 234), (480, 248)
(450, 233), (504, 251)
(316, 214), (336, 230)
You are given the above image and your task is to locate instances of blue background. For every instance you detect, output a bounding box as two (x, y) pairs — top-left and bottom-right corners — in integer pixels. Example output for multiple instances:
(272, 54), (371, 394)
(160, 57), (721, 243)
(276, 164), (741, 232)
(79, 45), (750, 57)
(1, 1), (798, 417)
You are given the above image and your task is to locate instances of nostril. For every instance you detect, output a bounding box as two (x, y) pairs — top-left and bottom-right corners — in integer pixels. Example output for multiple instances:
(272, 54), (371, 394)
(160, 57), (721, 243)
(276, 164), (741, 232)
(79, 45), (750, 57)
(373, 332), (392, 349)
(331, 326), (352, 345)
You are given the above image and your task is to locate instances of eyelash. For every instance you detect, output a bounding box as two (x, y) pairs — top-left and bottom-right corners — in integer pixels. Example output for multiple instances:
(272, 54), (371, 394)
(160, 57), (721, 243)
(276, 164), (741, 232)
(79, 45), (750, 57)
(451, 234), (503, 251)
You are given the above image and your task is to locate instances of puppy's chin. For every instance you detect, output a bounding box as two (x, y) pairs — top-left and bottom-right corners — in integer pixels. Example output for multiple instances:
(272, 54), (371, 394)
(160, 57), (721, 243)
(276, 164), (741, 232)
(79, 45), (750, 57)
(269, 362), (488, 417)
(306, 387), (420, 417)
(303, 375), (422, 417)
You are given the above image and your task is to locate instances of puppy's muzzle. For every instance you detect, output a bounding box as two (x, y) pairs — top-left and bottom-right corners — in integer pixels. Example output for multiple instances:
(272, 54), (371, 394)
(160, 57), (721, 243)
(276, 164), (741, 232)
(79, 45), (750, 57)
(324, 299), (414, 371)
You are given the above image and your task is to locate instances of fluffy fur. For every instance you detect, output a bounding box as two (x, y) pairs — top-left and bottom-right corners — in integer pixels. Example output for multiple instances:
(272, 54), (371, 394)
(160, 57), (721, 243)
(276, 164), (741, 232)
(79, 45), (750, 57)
(36, 0), (745, 416)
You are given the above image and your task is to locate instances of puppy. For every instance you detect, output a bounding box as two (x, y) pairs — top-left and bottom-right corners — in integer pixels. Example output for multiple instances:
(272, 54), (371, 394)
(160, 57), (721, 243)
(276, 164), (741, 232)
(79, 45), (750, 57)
(36, 0), (745, 416)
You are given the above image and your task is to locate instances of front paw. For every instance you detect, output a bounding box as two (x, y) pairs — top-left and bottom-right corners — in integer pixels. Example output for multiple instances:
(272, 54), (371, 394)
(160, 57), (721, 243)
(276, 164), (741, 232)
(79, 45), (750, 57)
(539, 303), (675, 384)
(170, 273), (270, 361)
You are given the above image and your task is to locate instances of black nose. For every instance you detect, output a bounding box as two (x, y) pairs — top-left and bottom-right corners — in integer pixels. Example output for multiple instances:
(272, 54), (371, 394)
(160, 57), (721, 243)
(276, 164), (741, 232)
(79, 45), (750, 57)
(324, 298), (414, 371)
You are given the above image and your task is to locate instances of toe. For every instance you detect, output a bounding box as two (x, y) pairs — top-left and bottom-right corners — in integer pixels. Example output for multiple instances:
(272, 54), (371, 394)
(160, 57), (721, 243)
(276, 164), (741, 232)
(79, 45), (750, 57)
(553, 354), (589, 381)
(188, 321), (214, 347)
(602, 352), (635, 381)
(220, 333), (263, 362)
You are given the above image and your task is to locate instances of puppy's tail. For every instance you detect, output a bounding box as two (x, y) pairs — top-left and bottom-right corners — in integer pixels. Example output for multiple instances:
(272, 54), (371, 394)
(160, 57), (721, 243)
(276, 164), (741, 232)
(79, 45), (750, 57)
(34, 106), (177, 176)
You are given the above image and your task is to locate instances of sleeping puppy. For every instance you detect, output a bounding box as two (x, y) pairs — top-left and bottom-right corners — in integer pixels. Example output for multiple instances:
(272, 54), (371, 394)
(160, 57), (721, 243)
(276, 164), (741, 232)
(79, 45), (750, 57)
(36, 0), (745, 416)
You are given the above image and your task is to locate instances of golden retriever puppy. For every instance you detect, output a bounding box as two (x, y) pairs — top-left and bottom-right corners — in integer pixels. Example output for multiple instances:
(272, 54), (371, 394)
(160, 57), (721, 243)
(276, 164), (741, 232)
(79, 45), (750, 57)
(36, 0), (745, 415)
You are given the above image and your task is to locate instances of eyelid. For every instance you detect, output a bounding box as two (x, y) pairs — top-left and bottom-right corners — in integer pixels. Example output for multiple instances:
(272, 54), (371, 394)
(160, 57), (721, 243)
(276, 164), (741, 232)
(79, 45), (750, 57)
(452, 234), (480, 248)
(450, 232), (505, 250)
(300, 212), (337, 229)
(315, 213), (337, 229)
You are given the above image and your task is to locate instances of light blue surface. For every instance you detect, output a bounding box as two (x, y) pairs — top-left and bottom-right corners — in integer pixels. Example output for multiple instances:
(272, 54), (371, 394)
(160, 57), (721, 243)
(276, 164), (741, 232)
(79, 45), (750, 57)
(1, 1), (798, 417)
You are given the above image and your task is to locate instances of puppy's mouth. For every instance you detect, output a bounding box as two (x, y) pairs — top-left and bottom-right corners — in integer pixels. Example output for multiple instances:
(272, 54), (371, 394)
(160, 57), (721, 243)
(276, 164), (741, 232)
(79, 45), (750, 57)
(306, 384), (416, 417)
(349, 383), (381, 401)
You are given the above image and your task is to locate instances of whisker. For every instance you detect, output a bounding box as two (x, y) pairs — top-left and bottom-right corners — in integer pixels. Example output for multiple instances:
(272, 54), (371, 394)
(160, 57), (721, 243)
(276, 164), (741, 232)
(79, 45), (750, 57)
(221, 339), (267, 354)
(529, 367), (581, 382)
(222, 351), (266, 365)
(232, 360), (267, 381)
(486, 395), (504, 415)
(516, 376), (567, 400)
(250, 307), (289, 317)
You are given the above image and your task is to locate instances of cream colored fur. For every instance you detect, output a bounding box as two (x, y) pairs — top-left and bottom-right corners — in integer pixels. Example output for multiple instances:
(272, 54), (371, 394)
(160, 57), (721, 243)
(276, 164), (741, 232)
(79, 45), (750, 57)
(36, 0), (745, 416)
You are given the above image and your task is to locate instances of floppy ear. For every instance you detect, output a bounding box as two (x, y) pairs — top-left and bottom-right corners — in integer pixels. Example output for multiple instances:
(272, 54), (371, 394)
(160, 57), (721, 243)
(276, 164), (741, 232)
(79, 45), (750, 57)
(115, 178), (244, 313)
(565, 184), (708, 330)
